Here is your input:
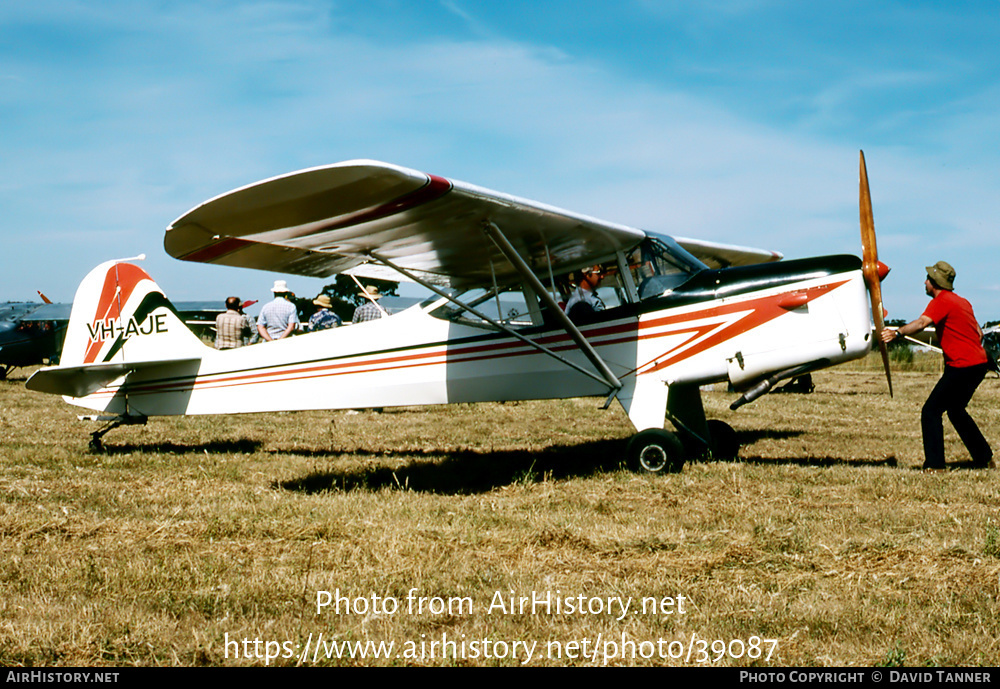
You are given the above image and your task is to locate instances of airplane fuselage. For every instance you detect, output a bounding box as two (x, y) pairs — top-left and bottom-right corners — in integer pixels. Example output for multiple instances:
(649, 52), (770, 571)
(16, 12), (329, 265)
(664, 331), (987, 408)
(62, 255), (871, 422)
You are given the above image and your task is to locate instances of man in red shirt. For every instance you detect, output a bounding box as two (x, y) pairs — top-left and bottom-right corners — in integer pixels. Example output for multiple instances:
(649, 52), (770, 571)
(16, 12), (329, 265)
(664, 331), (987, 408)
(882, 261), (993, 470)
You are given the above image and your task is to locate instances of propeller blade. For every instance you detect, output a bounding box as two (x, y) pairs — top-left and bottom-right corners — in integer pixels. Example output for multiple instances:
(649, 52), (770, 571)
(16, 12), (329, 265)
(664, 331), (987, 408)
(859, 150), (893, 397)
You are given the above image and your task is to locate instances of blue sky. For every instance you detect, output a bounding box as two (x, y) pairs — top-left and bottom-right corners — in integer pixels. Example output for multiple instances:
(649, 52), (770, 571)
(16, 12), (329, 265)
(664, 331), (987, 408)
(3, 1), (999, 321)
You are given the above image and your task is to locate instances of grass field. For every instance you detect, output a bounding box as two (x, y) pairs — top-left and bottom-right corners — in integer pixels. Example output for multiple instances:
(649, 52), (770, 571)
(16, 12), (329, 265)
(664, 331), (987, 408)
(2, 353), (998, 666)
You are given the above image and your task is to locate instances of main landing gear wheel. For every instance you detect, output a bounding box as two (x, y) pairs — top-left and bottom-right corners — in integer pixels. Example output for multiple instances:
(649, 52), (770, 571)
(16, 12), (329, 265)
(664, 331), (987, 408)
(627, 429), (685, 474)
(707, 420), (740, 461)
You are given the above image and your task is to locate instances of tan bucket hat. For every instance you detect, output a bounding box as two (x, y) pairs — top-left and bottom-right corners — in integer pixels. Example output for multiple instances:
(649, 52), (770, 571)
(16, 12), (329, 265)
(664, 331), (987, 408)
(925, 261), (956, 290)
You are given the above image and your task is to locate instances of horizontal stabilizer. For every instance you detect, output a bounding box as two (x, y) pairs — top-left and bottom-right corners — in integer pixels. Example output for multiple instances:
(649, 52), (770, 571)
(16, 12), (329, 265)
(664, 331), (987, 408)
(26, 359), (201, 398)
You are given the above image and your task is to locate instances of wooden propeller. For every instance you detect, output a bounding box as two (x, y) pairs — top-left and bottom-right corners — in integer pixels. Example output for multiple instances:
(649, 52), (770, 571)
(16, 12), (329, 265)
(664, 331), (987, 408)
(859, 150), (893, 397)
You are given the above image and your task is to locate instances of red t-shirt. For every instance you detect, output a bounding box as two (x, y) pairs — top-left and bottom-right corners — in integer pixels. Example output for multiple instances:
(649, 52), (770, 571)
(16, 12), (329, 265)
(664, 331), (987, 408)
(923, 290), (987, 368)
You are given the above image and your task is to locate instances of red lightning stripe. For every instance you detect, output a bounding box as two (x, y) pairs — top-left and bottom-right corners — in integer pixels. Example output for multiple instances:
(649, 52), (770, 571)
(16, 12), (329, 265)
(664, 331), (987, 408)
(633, 280), (849, 375)
(83, 263), (153, 364)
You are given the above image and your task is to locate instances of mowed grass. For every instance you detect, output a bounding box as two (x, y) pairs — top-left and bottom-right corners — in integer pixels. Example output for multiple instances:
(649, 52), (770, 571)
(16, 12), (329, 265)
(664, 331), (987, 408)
(1, 354), (998, 666)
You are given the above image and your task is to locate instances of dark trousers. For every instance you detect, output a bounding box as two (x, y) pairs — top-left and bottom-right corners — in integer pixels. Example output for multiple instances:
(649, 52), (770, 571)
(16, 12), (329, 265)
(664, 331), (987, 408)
(921, 364), (992, 468)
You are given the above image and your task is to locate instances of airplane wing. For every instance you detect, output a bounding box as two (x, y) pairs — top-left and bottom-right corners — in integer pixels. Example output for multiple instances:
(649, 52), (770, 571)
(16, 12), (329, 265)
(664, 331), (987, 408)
(674, 237), (782, 269)
(165, 160), (649, 289)
(19, 301), (227, 323)
(19, 303), (73, 321)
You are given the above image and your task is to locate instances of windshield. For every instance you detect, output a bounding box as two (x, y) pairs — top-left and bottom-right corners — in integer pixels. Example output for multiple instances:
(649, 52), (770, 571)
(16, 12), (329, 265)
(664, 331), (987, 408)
(631, 236), (705, 300)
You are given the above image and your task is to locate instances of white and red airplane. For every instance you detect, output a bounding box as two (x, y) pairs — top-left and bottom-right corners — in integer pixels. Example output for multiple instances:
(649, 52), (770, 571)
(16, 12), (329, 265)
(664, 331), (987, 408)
(28, 152), (892, 468)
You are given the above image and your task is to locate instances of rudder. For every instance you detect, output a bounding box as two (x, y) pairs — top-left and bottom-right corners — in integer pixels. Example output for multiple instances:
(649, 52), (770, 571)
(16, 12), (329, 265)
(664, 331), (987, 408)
(60, 259), (207, 367)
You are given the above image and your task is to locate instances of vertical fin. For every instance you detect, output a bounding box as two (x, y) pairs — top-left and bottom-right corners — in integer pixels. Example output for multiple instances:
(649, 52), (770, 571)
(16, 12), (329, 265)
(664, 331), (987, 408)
(60, 260), (207, 367)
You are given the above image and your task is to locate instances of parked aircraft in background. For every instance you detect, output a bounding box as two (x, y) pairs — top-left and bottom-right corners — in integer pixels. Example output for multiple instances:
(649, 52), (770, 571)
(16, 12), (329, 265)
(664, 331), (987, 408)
(900, 324), (999, 375)
(28, 153), (893, 467)
(0, 301), (69, 378)
(986, 325), (1000, 374)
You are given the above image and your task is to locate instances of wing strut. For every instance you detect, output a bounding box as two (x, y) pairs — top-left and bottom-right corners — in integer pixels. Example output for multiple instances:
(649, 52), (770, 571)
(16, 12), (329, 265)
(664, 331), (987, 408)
(367, 251), (620, 394)
(481, 221), (623, 394)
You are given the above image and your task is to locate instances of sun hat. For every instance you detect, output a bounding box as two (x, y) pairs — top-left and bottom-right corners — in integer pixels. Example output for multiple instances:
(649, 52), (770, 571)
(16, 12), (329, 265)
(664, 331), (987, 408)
(925, 261), (956, 290)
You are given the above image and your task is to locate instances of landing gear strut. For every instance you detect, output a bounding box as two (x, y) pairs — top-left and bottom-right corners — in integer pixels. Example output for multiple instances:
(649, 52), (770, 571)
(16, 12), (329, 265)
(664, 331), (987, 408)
(85, 414), (147, 452)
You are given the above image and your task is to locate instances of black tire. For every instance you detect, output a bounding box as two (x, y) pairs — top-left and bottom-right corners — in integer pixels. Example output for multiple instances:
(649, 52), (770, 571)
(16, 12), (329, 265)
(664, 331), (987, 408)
(707, 420), (740, 461)
(627, 429), (685, 474)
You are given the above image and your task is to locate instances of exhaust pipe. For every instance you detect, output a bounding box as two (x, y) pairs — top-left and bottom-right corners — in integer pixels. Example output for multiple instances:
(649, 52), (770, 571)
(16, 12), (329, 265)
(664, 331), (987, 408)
(729, 362), (823, 410)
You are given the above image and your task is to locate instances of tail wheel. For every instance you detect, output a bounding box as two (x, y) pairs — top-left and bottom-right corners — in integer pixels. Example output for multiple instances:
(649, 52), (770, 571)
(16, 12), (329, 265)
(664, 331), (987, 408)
(627, 429), (685, 474)
(707, 420), (740, 461)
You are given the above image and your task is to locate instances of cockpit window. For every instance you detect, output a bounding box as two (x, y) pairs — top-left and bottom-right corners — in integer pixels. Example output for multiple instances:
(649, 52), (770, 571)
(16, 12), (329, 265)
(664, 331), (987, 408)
(631, 237), (705, 300)
(426, 235), (707, 327)
(428, 286), (538, 328)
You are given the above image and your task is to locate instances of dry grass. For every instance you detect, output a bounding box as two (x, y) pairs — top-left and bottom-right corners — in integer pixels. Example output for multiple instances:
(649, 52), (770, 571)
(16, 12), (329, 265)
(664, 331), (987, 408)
(1, 353), (998, 666)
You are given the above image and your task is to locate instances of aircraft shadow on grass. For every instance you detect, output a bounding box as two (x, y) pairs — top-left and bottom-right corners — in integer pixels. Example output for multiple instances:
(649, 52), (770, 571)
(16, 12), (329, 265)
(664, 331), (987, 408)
(90, 429), (896, 492)
(274, 438), (629, 495)
(734, 428), (900, 468)
(736, 429), (804, 444)
(96, 439), (263, 455)
(272, 429), (895, 495)
(738, 455), (899, 469)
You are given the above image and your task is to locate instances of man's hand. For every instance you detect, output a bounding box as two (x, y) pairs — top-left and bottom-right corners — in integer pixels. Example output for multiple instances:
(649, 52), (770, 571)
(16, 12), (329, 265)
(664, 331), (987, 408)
(882, 315), (933, 344)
